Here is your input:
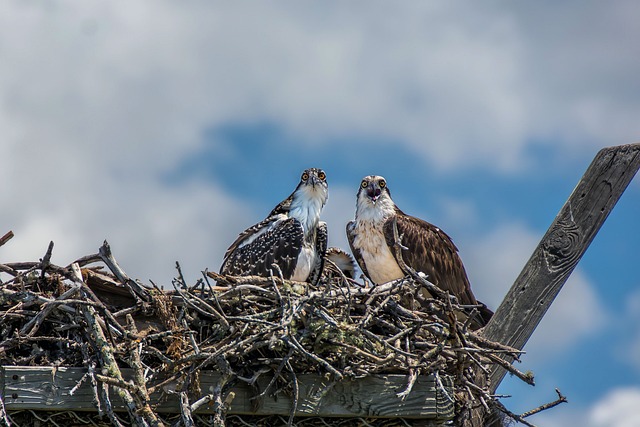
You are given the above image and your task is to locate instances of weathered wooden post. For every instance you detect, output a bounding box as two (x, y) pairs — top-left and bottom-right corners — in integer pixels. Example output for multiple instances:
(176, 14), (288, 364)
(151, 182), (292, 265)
(470, 142), (640, 426)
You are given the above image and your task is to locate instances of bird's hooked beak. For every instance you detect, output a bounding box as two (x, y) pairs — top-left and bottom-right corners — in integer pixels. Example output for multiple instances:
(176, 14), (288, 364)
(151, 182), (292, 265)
(367, 185), (382, 203)
(306, 174), (320, 188)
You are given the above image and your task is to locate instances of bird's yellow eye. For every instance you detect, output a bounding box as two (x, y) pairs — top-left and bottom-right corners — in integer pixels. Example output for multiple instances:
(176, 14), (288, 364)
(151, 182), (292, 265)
(361, 180), (368, 188)
(318, 171), (326, 180)
(379, 180), (386, 188)
(301, 172), (309, 181)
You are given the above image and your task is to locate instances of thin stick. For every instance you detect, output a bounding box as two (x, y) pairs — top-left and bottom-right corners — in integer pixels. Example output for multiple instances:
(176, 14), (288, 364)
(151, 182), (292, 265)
(0, 230), (14, 247)
(99, 240), (151, 303)
(520, 388), (568, 419)
(179, 392), (195, 427)
(39, 241), (54, 284)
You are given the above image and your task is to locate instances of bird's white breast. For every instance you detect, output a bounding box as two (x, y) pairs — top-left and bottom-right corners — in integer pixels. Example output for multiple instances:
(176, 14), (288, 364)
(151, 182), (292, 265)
(291, 243), (316, 282)
(289, 185), (326, 238)
(352, 220), (404, 285)
(287, 186), (324, 282)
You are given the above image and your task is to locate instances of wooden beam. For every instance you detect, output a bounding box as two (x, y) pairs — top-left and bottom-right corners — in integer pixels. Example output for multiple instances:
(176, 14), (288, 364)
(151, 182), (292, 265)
(1, 366), (455, 421)
(481, 142), (640, 391)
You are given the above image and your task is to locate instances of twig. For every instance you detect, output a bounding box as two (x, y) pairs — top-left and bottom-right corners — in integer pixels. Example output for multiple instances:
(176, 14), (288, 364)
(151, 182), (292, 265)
(126, 314), (164, 427)
(520, 388), (567, 418)
(71, 263), (152, 427)
(175, 262), (189, 290)
(38, 241), (54, 286)
(99, 381), (126, 427)
(20, 284), (81, 336)
(99, 240), (151, 303)
(286, 360), (299, 426)
(211, 356), (234, 427)
(483, 352), (535, 386)
(283, 334), (343, 380)
(493, 400), (537, 427)
(70, 371), (90, 396)
(0, 387), (10, 427)
(179, 392), (195, 427)
(191, 393), (214, 413)
(253, 352), (294, 401)
(0, 230), (14, 248)
(0, 239), (554, 426)
(396, 368), (418, 400)
(173, 281), (230, 330)
(68, 252), (102, 268)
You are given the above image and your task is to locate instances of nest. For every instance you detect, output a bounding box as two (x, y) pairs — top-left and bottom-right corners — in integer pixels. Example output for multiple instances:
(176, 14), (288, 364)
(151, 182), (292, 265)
(0, 238), (535, 427)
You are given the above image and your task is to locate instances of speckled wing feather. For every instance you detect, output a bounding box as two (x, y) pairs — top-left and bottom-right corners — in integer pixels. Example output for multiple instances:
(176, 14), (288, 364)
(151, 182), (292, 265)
(220, 217), (303, 279)
(221, 215), (282, 262)
(382, 209), (478, 306)
(267, 193), (294, 217)
(346, 220), (371, 281)
(325, 247), (357, 279)
(307, 221), (328, 286)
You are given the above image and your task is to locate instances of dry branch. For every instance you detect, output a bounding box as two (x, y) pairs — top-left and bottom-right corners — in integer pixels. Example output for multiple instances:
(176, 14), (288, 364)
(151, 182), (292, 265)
(0, 230), (14, 248)
(0, 240), (546, 426)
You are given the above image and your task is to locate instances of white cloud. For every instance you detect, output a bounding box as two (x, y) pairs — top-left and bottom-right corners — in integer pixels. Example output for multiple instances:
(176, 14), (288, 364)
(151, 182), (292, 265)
(589, 388), (640, 427)
(1, 1), (638, 287)
(511, 2), (640, 149)
(435, 197), (482, 232)
(534, 387), (640, 427)
(1, 177), (253, 286)
(465, 222), (540, 308)
(528, 270), (607, 354)
(322, 185), (356, 254)
(617, 288), (640, 372)
(3, 1), (636, 183)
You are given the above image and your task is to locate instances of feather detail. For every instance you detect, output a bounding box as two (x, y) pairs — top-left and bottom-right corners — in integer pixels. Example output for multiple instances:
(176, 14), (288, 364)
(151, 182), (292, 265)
(220, 168), (329, 283)
(348, 175), (493, 328)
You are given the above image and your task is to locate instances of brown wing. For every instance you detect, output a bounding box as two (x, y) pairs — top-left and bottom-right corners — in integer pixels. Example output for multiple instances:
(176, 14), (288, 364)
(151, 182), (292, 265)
(346, 221), (370, 281)
(382, 210), (478, 306)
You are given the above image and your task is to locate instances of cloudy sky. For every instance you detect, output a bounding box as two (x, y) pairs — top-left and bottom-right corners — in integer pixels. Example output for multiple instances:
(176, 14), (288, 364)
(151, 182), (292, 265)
(1, 1), (640, 425)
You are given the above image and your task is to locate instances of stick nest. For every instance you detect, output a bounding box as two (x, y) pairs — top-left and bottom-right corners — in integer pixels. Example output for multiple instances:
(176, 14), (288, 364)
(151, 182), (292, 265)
(0, 240), (531, 427)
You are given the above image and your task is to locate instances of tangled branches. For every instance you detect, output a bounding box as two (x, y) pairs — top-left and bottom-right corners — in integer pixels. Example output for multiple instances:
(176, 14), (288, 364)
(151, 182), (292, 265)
(0, 238), (541, 426)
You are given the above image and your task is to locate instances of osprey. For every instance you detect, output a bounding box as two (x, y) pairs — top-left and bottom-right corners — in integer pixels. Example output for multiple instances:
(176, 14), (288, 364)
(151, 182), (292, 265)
(220, 168), (328, 285)
(346, 175), (492, 327)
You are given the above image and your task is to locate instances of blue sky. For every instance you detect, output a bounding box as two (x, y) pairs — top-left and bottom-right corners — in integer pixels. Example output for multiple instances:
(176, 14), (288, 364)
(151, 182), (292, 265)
(1, 2), (640, 425)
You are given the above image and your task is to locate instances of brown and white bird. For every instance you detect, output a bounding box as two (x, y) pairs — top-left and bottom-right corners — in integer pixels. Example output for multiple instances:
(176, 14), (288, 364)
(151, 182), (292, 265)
(220, 168), (328, 285)
(346, 175), (492, 327)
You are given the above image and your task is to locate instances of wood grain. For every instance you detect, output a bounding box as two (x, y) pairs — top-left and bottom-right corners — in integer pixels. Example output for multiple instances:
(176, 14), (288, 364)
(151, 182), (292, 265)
(1, 366), (455, 420)
(481, 142), (640, 392)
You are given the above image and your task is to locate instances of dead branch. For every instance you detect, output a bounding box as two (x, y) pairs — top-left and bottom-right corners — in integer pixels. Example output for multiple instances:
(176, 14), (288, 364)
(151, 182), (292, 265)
(0, 230), (14, 248)
(0, 239), (547, 426)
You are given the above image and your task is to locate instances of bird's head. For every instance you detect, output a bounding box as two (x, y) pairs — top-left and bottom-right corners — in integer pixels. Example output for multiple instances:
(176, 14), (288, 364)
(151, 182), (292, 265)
(357, 175), (392, 204)
(293, 168), (329, 206)
(355, 175), (396, 219)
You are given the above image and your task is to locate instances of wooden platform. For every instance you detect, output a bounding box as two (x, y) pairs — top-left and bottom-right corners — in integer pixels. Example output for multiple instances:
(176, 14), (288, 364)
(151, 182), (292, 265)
(1, 366), (455, 421)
